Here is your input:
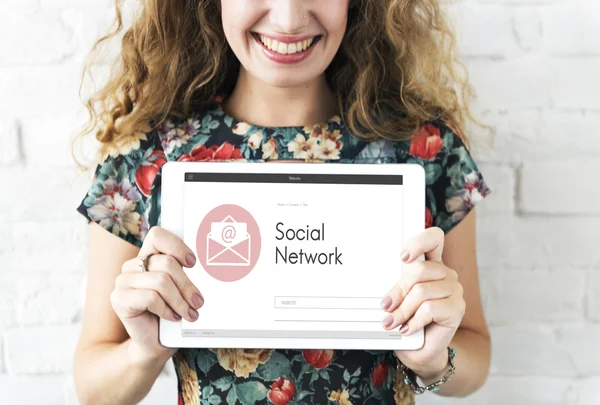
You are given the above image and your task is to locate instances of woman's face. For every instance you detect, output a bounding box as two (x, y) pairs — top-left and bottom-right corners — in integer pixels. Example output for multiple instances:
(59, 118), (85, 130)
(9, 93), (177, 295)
(220, 0), (350, 88)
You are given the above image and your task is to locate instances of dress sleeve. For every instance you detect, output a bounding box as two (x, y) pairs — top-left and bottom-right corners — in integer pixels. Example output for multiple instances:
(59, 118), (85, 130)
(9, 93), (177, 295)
(75, 130), (167, 248)
(406, 120), (492, 234)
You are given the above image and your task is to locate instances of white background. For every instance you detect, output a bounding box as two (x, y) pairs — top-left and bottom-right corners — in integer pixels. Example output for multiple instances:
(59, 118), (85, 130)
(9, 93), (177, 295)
(0, 0), (599, 404)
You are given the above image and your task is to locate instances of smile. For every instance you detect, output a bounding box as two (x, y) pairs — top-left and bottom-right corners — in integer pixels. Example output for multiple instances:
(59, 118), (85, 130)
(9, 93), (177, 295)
(252, 33), (321, 55)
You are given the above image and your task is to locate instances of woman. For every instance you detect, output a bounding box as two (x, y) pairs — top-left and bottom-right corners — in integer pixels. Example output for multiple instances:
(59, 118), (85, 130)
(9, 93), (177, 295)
(72, 1), (492, 404)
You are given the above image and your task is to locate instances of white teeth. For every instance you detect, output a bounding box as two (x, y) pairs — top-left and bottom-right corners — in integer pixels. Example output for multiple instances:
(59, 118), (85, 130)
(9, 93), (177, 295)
(277, 42), (288, 54)
(257, 34), (317, 55)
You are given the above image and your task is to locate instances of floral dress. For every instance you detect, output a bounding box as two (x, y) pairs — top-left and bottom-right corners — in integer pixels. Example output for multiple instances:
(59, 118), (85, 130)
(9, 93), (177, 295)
(76, 98), (491, 405)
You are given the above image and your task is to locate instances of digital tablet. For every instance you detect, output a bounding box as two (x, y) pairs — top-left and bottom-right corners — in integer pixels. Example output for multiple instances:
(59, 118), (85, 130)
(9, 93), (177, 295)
(160, 161), (425, 350)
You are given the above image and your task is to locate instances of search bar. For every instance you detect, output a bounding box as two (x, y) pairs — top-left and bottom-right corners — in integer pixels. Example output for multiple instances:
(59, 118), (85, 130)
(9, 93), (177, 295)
(274, 296), (382, 310)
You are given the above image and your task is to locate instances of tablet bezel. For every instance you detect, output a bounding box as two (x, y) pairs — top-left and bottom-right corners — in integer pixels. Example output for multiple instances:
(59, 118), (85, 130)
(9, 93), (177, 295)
(160, 161), (425, 350)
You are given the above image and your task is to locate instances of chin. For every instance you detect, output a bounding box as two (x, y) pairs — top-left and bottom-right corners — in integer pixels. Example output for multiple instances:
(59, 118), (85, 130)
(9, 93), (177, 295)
(254, 70), (319, 89)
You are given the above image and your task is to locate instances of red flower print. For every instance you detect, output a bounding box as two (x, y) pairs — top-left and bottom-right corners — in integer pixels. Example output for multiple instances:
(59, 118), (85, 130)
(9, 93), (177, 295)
(425, 207), (433, 228)
(135, 150), (167, 197)
(302, 349), (334, 369)
(409, 124), (444, 161)
(372, 361), (389, 388)
(178, 143), (242, 162)
(177, 393), (183, 405)
(268, 377), (296, 405)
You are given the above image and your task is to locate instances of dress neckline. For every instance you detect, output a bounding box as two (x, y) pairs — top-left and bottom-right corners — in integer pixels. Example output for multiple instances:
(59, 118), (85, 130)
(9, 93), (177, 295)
(211, 96), (345, 133)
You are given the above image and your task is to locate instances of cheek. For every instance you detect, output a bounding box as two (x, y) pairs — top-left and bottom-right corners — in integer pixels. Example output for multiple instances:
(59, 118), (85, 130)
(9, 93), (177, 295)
(316, 4), (349, 40)
(220, 0), (259, 43)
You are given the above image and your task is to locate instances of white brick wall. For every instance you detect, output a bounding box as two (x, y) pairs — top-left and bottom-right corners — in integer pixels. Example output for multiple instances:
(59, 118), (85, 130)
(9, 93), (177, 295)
(0, 0), (598, 404)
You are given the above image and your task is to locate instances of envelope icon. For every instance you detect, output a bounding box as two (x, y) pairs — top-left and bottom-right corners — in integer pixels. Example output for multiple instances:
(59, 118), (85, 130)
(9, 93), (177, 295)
(206, 215), (251, 266)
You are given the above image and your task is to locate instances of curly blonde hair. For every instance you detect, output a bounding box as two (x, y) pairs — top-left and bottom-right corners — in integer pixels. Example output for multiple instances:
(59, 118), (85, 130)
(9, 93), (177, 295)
(72, 0), (481, 168)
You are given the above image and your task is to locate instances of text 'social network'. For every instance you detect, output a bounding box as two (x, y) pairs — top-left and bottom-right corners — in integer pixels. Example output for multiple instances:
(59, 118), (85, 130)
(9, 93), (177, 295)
(274, 222), (343, 265)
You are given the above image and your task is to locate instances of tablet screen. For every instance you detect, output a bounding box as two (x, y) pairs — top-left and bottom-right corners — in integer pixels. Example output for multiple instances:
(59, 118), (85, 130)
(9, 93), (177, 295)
(182, 171), (405, 340)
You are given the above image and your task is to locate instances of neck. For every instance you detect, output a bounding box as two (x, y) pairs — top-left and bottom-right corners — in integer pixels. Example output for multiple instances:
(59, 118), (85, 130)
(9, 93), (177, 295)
(222, 68), (338, 127)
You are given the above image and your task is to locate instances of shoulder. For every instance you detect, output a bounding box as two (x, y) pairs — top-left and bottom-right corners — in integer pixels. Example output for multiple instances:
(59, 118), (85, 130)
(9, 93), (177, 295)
(393, 119), (492, 234)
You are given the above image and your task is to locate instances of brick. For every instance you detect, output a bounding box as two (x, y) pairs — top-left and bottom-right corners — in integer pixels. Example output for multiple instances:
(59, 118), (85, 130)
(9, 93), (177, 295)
(543, 2), (600, 55)
(556, 325), (600, 376)
(571, 377), (600, 405)
(477, 216), (600, 270)
(520, 159), (600, 215)
(489, 325), (577, 377)
(7, 221), (88, 272)
(17, 273), (84, 326)
(470, 110), (600, 164)
(417, 376), (575, 405)
(448, 4), (513, 58)
(0, 65), (86, 118)
(587, 272), (600, 322)
(0, 119), (21, 165)
(550, 57), (600, 110)
(482, 270), (585, 325)
(61, 6), (120, 63)
(464, 55), (552, 110)
(0, 6), (76, 66)
(5, 325), (80, 375)
(475, 164), (515, 215)
(20, 111), (106, 168)
(513, 7), (542, 51)
(0, 376), (65, 404)
(0, 273), (18, 331)
(0, 168), (88, 221)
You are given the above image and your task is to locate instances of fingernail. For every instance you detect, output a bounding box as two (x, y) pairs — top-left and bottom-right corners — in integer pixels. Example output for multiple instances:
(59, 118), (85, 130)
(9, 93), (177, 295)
(399, 324), (409, 334)
(192, 293), (204, 309)
(188, 307), (199, 321)
(173, 313), (181, 321)
(380, 296), (392, 310)
(187, 253), (196, 267)
(400, 249), (409, 262)
(383, 315), (394, 328)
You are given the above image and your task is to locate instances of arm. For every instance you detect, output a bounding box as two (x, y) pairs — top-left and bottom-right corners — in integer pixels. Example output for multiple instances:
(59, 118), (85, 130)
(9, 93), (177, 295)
(411, 207), (491, 397)
(72, 222), (171, 405)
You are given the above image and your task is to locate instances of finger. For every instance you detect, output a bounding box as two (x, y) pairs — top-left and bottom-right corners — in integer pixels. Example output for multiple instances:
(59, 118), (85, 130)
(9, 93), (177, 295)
(381, 279), (455, 330)
(380, 260), (447, 312)
(138, 226), (197, 268)
(111, 288), (181, 322)
(122, 254), (205, 310)
(399, 298), (462, 336)
(116, 271), (199, 322)
(400, 227), (445, 263)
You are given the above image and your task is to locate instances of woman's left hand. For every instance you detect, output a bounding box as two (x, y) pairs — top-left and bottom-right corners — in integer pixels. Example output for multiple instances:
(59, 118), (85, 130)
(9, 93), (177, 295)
(380, 227), (466, 381)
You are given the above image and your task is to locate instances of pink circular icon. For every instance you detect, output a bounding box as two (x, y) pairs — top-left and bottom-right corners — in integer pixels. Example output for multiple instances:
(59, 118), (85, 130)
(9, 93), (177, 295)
(196, 204), (261, 282)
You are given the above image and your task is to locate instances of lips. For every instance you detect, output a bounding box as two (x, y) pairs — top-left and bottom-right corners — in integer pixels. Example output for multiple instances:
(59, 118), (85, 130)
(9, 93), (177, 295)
(253, 33), (321, 55)
(251, 32), (322, 65)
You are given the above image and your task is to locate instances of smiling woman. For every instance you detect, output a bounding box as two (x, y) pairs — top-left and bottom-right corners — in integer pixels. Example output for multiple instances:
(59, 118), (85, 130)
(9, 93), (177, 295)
(72, 0), (491, 404)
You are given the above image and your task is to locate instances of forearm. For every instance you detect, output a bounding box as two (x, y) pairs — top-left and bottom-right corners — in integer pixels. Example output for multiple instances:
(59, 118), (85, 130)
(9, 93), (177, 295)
(412, 328), (491, 397)
(73, 339), (171, 405)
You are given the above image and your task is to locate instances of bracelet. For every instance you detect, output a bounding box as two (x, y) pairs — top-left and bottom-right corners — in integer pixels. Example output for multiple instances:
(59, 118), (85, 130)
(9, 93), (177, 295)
(396, 347), (456, 394)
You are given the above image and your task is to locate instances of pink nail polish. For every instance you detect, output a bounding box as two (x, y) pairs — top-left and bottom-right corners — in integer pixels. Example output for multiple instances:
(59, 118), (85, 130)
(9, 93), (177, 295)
(380, 296), (392, 310)
(192, 293), (204, 309)
(400, 249), (409, 261)
(187, 253), (196, 267)
(399, 324), (409, 334)
(383, 315), (394, 328)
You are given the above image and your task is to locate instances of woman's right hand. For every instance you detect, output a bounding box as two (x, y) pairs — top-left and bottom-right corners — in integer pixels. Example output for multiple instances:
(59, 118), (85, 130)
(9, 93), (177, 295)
(109, 226), (204, 364)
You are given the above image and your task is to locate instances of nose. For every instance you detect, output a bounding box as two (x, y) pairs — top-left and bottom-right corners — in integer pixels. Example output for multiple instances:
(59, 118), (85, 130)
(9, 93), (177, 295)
(268, 0), (310, 34)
